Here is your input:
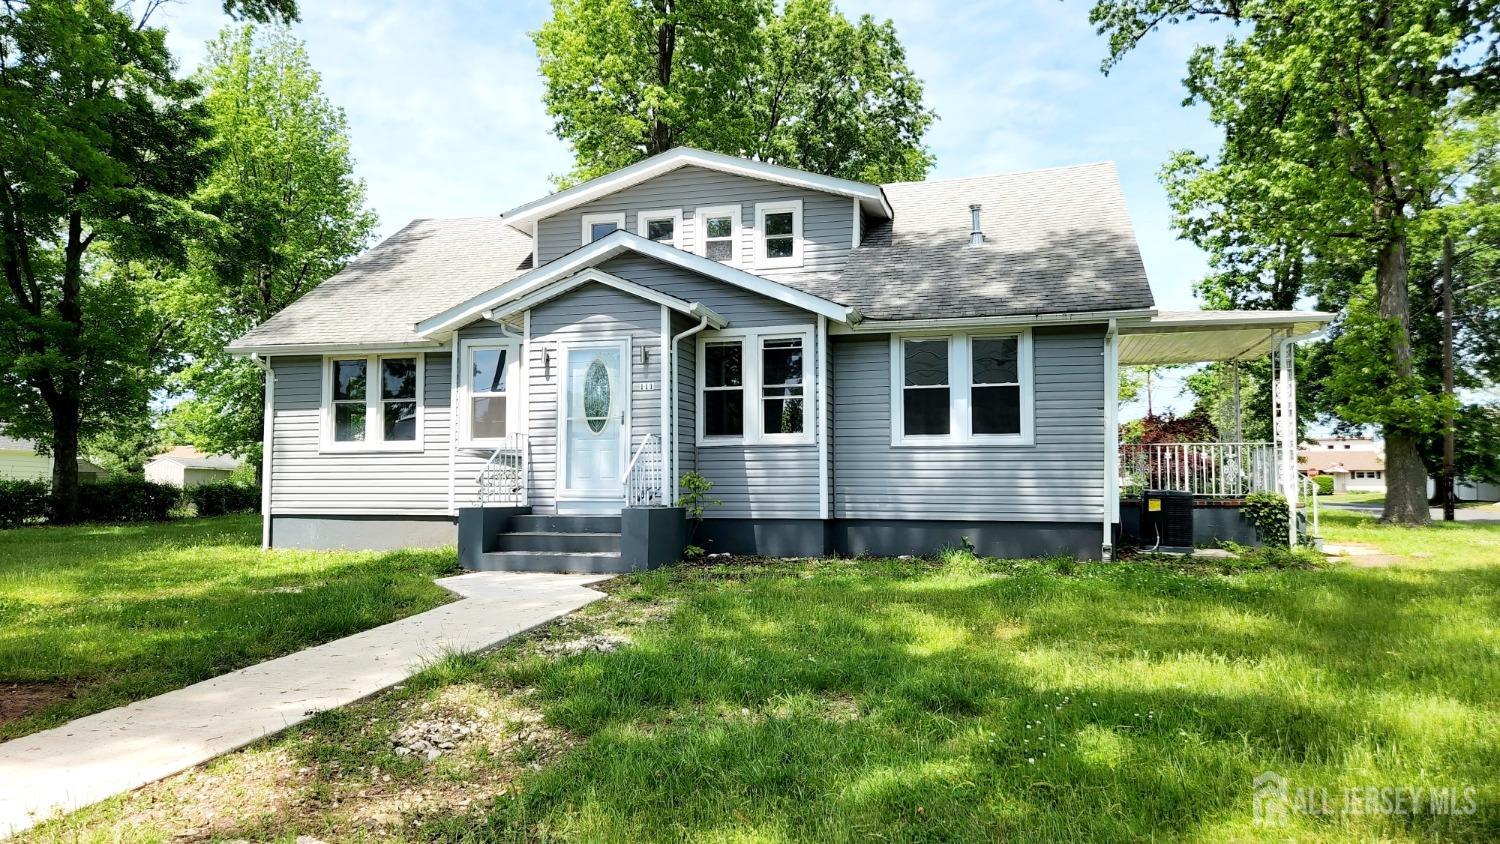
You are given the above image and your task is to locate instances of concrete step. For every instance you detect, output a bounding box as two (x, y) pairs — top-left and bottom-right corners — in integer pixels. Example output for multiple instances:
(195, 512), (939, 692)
(474, 550), (634, 574)
(494, 531), (622, 553)
(508, 515), (621, 534)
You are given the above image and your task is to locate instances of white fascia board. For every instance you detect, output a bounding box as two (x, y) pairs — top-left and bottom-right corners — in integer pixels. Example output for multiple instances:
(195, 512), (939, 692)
(498, 147), (891, 232)
(416, 230), (850, 337)
(831, 307), (1156, 334)
(226, 340), (448, 357)
(487, 267), (728, 328)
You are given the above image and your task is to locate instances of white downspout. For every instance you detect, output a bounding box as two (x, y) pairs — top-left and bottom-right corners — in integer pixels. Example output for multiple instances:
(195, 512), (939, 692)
(249, 353), (275, 550)
(659, 306), (671, 505)
(817, 314), (830, 520)
(1102, 320), (1119, 561)
(668, 315), (711, 506)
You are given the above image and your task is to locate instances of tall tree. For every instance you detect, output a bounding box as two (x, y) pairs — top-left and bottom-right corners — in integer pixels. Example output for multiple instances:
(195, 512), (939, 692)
(166, 25), (376, 470)
(0, 0), (216, 522)
(1090, 0), (1500, 524)
(533, 0), (935, 184)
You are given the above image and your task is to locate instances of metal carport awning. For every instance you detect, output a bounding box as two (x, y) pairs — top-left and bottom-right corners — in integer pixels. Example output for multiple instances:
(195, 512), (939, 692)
(1117, 310), (1334, 365)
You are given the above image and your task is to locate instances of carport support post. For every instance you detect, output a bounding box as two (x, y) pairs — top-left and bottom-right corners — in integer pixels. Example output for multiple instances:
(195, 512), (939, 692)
(1275, 333), (1299, 546)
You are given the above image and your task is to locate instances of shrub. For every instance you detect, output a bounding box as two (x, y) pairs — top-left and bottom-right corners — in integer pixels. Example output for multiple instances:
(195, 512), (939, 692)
(187, 481), (261, 516)
(1242, 492), (1294, 547)
(0, 479), (51, 528)
(1313, 474), (1334, 495)
(76, 477), (180, 523)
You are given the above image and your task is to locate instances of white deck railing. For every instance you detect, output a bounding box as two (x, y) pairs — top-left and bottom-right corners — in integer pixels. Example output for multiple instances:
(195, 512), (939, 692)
(477, 434), (527, 506)
(623, 434), (664, 507)
(1119, 442), (1278, 498)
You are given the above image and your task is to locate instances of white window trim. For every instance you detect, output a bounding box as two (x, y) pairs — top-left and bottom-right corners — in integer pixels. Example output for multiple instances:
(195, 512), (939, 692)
(457, 338), (522, 448)
(580, 211), (626, 245)
(889, 329), (1034, 447)
(753, 199), (804, 269)
(637, 207), (683, 248)
(320, 352), (426, 453)
(697, 324), (815, 447)
(693, 203), (741, 266)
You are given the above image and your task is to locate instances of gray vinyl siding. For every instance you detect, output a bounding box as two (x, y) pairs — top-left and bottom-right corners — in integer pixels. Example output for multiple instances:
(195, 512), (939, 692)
(452, 321), (516, 509)
(524, 282), (663, 514)
(536, 165), (856, 281)
(672, 312), (698, 479)
(269, 353), (453, 516)
(831, 326), (1107, 522)
(599, 255), (811, 327)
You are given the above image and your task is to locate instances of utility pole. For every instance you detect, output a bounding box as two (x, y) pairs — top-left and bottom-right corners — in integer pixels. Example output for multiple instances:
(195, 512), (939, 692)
(1441, 234), (1456, 522)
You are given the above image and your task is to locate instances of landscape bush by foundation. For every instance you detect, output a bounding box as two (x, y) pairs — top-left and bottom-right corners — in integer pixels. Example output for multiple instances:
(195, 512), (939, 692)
(188, 481), (261, 516)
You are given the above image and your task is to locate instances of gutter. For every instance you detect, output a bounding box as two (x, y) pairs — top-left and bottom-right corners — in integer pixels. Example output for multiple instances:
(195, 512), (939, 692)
(832, 307), (1156, 334)
(227, 340), (447, 357)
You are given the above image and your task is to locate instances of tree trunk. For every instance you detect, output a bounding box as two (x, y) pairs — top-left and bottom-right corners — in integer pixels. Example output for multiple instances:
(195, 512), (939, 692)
(649, 2), (676, 155)
(1374, 229), (1430, 525)
(49, 399), (82, 524)
(1440, 234), (1456, 520)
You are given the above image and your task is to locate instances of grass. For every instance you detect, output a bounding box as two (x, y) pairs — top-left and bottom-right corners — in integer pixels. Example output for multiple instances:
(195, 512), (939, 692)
(1319, 492), (1387, 505)
(0, 515), (459, 739)
(18, 510), (1500, 842)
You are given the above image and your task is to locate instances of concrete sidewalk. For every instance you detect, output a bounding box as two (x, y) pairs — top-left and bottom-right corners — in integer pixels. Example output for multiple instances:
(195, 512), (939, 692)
(0, 571), (610, 837)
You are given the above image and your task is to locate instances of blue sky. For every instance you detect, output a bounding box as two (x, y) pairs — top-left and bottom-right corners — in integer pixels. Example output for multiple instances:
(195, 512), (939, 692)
(160, 0), (1226, 412)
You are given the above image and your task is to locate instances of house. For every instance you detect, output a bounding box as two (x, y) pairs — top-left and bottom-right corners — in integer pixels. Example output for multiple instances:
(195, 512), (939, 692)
(228, 147), (1333, 565)
(0, 434), (104, 482)
(143, 447), (243, 488)
(1299, 440), (1387, 493)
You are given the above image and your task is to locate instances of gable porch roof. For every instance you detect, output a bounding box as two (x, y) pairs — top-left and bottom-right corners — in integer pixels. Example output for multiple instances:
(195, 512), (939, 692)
(415, 230), (857, 339)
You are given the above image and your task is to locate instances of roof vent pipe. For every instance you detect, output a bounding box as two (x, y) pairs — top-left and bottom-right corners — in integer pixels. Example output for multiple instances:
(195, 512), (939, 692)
(969, 204), (984, 246)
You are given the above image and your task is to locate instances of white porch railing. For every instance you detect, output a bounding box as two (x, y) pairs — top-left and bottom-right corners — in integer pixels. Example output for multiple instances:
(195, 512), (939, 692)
(477, 434), (527, 506)
(1119, 442), (1278, 498)
(623, 433), (664, 507)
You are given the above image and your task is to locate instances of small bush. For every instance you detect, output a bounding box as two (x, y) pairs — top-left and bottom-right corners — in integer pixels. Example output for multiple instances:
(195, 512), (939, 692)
(1220, 542), (1323, 571)
(76, 477), (180, 523)
(1242, 492), (1293, 547)
(1313, 474), (1334, 495)
(187, 481), (261, 516)
(0, 479), (51, 528)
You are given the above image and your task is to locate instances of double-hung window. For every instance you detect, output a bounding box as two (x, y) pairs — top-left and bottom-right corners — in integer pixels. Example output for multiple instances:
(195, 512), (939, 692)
(695, 204), (740, 264)
(892, 330), (1032, 445)
(461, 340), (519, 446)
(581, 212), (625, 244)
(638, 208), (682, 248)
(323, 353), (424, 451)
(753, 200), (803, 268)
(698, 326), (814, 445)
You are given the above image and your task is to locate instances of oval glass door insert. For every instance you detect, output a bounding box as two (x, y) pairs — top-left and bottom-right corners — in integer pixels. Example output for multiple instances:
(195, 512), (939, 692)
(583, 357), (611, 434)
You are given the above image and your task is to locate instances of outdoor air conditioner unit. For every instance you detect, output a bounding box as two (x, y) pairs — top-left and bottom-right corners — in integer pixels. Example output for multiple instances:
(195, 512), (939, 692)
(1142, 490), (1194, 552)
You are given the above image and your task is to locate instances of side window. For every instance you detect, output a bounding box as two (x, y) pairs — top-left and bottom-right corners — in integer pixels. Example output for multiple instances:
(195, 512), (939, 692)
(754, 200), (803, 268)
(638, 208), (682, 248)
(325, 354), (423, 449)
(331, 359), (367, 443)
(893, 331), (1031, 445)
(379, 357), (418, 441)
(970, 336), (1021, 436)
(466, 345), (512, 441)
(695, 205), (740, 264)
(760, 336), (805, 436)
(703, 340), (744, 437)
(902, 339), (950, 437)
(581, 212), (624, 244)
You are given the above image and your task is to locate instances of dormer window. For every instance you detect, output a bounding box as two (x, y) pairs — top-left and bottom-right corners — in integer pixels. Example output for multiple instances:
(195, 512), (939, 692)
(695, 204), (740, 264)
(754, 200), (803, 269)
(581, 212), (625, 244)
(638, 208), (682, 248)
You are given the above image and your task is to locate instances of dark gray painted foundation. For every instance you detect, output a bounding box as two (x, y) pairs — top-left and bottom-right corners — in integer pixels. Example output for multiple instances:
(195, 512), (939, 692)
(698, 518), (1103, 560)
(270, 514), (456, 551)
(620, 506), (688, 570)
(457, 506), (531, 569)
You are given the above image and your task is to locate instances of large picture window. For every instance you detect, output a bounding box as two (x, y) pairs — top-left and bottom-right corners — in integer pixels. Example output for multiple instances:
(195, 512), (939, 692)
(891, 330), (1032, 445)
(460, 341), (519, 446)
(698, 325), (815, 445)
(323, 353), (424, 451)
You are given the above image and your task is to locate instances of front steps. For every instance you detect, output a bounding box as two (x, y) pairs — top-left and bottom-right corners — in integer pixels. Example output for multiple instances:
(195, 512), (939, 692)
(470, 514), (629, 574)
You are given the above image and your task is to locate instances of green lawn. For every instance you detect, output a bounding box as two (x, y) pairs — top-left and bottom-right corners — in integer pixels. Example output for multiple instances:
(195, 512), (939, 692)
(18, 510), (1500, 842)
(0, 515), (459, 740)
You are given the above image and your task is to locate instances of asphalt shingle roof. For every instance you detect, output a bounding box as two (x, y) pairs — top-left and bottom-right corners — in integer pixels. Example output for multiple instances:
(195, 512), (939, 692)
(228, 218), (534, 351)
(230, 161), (1152, 350)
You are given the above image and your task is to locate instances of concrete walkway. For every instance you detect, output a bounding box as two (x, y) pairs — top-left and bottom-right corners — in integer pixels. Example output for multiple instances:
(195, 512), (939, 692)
(0, 571), (610, 837)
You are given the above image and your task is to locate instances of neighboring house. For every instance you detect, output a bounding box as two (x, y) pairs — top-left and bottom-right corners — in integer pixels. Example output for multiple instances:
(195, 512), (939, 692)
(0, 435), (104, 483)
(1300, 441), (1387, 493)
(229, 146), (1332, 563)
(144, 447), (243, 488)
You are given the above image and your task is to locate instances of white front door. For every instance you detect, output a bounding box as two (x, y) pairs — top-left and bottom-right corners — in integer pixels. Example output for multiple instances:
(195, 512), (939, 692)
(558, 340), (629, 509)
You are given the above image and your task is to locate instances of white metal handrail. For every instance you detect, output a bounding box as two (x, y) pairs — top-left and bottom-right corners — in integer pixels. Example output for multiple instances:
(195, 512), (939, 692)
(477, 433), (527, 506)
(622, 433), (664, 507)
(1119, 442), (1277, 498)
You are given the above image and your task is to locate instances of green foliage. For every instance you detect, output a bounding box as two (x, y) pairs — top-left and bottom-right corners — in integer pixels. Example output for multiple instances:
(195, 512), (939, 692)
(681, 544), (706, 560)
(165, 25), (376, 465)
(0, 0), (217, 521)
(186, 481), (261, 517)
(1217, 541), (1324, 571)
(0, 480), (51, 529)
(1242, 492), (1294, 547)
(75, 477), (181, 524)
(675, 471), (720, 522)
(1321, 290), (1456, 432)
(533, 0), (935, 185)
(1313, 474), (1335, 495)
